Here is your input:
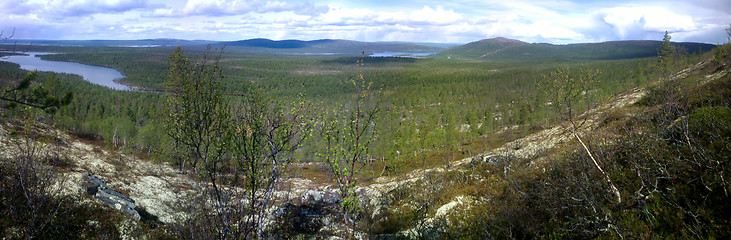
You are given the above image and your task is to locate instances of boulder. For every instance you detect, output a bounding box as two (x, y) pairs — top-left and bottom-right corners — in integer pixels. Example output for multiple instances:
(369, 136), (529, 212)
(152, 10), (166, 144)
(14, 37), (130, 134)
(302, 189), (323, 205)
(301, 187), (341, 206)
(86, 174), (141, 221)
(482, 154), (509, 165)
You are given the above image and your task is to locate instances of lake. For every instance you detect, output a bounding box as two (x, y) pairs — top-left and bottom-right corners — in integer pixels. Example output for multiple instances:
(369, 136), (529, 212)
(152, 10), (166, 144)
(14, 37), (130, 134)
(0, 52), (132, 91)
(369, 51), (439, 58)
(289, 51), (439, 57)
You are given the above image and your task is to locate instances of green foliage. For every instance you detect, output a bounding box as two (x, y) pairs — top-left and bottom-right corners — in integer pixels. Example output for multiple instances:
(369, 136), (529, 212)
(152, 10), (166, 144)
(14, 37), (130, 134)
(39, 47), (170, 89)
(319, 59), (381, 236)
(688, 106), (731, 132)
(162, 46), (253, 238)
(713, 43), (727, 64)
(162, 46), (318, 239)
(229, 88), (316, 238)
(617, 77), (731, 238)
(51, 73), (164, 153)
(658, 31), (677, 77)
(1, 44), (656, 172)
(0, 119), (122, 239)
(2, 29), (725, 239)
(0, 60), (164, 155)
(541, 65), (622, 205)
(542, 66), (600, 126)
(164, 45), (229, 171)
(1, 71), (72, 113)
(436, 54), (731, 239)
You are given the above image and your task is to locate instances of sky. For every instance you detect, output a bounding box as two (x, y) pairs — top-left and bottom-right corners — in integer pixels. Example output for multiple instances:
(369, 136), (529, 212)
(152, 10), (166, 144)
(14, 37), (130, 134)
(1, 0), (730, 44)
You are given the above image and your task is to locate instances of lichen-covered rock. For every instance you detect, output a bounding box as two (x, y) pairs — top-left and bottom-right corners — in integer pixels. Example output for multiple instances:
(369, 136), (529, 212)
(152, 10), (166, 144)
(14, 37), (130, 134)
(87, 175), (141, 221)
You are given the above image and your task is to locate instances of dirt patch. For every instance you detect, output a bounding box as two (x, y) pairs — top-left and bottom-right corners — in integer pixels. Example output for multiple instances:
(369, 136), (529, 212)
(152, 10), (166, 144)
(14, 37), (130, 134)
(71, 130), (105, 147)
(289, 162), (334, 185)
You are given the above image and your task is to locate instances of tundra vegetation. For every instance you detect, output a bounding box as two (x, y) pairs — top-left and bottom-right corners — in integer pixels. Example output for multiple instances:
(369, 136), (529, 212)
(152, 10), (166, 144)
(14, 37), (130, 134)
(0, 28), (730, 238)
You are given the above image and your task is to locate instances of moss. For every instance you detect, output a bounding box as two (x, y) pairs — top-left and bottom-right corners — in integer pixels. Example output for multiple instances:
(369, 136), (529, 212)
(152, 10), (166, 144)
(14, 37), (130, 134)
(685, 76), (731, 108)
(372, 208), (418, 234)
(688, 106), (731, 131)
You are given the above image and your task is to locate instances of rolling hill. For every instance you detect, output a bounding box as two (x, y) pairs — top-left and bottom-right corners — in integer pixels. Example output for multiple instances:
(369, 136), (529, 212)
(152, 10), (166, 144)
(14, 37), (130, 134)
(2, 38), (445, 54)
(220, 38), (445, 54)
(4, 37), (716, 62)
(3, 39), (215, 48)
(435, 37), (716, 61)
(431, 37), (529, 59)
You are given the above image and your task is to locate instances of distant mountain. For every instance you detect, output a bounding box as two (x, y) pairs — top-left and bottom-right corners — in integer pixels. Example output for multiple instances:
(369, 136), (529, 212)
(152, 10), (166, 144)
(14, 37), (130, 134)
(8, 37), (710, 60)
(0, 38), (446, 54)
(435, 38), (716, 61)
(1, 39), (216, 48)
(435, 37), (529, 59)
(227, 38), (313, 49)
(219, 38), (445, 54)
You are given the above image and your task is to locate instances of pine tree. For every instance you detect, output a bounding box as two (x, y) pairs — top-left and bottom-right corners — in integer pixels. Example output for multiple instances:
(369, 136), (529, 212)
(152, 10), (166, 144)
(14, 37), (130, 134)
(1, 71), (73, 113)
(658, 31), (675, 78)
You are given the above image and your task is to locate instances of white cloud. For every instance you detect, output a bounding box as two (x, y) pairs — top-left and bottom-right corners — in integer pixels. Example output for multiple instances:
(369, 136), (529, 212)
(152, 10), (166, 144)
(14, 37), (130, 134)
(316, 7), (378, 26)
(0, 0), (40, 16)
(375, 6), (464, 26)
(600, 6), (696, 36)
(45, 0), (150, 16)
(1, 0), (729, 43)
(148, 0), (328, 17)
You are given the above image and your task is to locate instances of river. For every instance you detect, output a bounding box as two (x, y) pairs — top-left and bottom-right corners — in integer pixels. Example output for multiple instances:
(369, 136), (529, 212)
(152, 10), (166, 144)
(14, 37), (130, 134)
(0, 52), (132, 91)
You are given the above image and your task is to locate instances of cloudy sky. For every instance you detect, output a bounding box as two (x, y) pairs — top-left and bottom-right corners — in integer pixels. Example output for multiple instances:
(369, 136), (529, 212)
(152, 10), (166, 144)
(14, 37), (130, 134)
(1, 0), (730, 44)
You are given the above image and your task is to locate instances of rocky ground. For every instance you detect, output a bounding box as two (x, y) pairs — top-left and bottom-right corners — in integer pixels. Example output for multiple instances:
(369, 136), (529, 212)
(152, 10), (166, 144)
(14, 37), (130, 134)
(0, 121), (194, 225)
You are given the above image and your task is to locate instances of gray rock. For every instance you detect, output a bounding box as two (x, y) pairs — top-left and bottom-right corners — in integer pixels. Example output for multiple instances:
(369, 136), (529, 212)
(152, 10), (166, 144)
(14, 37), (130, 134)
(322, 188), (342, 205)
(87, 174), (141, 221)
(301, 187), (341, 206)
(302, 189), (323, 205)
(483, 154), (509, 165)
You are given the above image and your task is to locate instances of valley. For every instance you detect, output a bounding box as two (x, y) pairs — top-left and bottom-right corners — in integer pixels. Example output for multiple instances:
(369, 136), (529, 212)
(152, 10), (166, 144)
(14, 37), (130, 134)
(1, 35), (729, 239)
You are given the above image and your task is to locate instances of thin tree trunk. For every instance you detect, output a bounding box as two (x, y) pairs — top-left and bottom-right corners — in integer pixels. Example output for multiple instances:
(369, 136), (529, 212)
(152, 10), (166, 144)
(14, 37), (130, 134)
(257, 138), (280, 237)
(573, 132), (622, 203)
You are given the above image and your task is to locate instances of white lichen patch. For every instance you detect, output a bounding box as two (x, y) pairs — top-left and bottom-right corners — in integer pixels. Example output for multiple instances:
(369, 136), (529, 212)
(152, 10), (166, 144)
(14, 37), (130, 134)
(435, 195), (473, 218)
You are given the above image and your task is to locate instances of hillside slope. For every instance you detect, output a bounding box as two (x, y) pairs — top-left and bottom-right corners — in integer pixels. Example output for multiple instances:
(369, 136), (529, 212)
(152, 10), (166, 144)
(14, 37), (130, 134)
(431, 37), (528, 59)
(386, 48), (731, 238)
(436, 38), (715, 61)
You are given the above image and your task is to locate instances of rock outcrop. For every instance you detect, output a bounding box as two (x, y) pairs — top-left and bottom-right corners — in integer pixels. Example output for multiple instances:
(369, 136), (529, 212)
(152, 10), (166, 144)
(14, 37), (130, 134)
(86, 175), (141, 221)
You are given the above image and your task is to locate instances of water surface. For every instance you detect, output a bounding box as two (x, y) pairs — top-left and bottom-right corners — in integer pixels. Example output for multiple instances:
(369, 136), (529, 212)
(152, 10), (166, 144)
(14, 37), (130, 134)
(369, 51), (439, 58)
(1, 52), (131, 91)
